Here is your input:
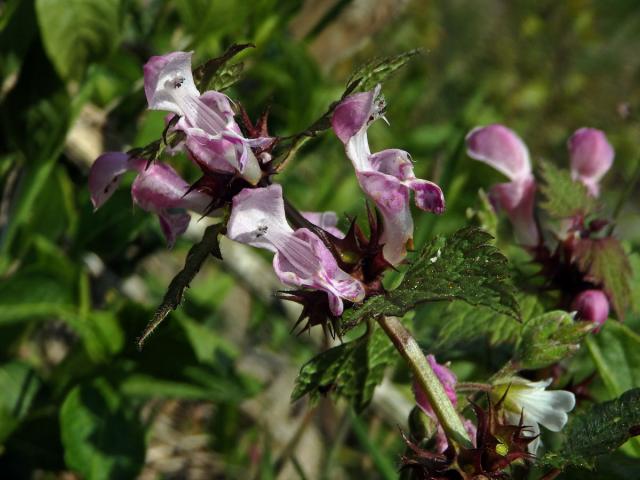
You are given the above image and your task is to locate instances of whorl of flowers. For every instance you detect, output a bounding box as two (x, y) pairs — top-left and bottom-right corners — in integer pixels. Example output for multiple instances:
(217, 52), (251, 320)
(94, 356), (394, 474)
(89, 50), (444, 333)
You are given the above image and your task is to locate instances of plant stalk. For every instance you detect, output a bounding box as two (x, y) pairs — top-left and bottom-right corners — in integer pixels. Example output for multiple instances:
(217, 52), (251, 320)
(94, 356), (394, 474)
(377, 315), (472, 448)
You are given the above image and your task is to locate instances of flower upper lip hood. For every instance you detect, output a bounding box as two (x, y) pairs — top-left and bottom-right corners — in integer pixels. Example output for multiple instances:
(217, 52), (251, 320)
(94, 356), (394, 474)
(466, 124), (539, 247)
(143, 51), (263, 185)
(492, 377), (576, 454)
(568, 127), (614, 196)
(332, 85), (445, 266)
(226, 184), (366, 316)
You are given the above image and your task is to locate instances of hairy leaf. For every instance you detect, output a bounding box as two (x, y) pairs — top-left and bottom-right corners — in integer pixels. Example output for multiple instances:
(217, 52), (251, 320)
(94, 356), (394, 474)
(60, 379), (145, 480)
(36, 0), (121, 80)
(539, 160), (598, 218)
(345, 49), (420, 95)
(516, 311), (594, 369)
(343, 227), (519, 331)
(292, 324), (394, 412)
(193, 43), (253, 92)
(541, 388), (640, 469)
(574, 237), (632, 318)
(137, 224), (222, 349)
(434, 294), (542, 349)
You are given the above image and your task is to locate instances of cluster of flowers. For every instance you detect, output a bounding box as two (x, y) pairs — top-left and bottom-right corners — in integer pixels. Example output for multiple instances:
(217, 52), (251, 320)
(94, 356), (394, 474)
(407, 355), (575, 477)
(90, 51), (580, 471)
(89, 51), (444, 325)
(465, 125), (615, 329)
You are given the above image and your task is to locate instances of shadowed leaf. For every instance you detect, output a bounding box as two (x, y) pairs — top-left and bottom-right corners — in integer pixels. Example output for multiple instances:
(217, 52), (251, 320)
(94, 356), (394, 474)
(137, 223), (223, 349)
(292, 323), (394, 412)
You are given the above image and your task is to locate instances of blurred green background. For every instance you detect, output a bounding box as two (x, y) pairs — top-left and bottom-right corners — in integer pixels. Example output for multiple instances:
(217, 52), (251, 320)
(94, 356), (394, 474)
(1, 0), (640, 478)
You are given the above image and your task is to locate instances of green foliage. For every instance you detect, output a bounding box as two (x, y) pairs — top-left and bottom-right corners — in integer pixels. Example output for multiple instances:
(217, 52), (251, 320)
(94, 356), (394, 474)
(193, 43), (253, 92)
(516, 311), (593, 369)
(292, 324), (395, 412)
(343, 227), (519, 330)
(574, 237), (632, 318)
(539, 160), (598, 218)
(541, 388), (640, 469)
(60, 378), (145, 480)
(434, 294), (542, 349)
(0, 362), (41, 443)
(346, 49), (421, 95)
(35, 0), (121, 80)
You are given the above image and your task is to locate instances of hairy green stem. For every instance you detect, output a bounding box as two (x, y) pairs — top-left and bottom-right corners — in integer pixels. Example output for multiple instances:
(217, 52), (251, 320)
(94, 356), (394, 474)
(377, 316), (472, 448)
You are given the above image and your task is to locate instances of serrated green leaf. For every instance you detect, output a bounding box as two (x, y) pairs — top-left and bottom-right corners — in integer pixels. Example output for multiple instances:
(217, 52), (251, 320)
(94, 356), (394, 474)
(343, 227), (519, 331)
(516, 311), (593, 369)
(585, 321), (640, 457)
(541, 388), (640, 469)
(434, 294), (542, 349)
(193, 43), (253, 92)
(60, 378), (145, 480)
(539, 160), (598, 218)
(574, 237), (632, 318)
(345, 49), (420, 95)
(36, 0), (121, 80)
(292, 324), (394, 412)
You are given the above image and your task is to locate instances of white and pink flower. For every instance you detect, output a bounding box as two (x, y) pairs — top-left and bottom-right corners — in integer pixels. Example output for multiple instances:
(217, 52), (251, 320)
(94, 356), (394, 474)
(226, 184), (365, 316)
(332, 86), (445, 265)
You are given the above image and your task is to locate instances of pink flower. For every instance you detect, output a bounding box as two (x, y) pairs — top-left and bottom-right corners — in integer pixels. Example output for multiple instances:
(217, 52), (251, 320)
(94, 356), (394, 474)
(332, 86), (445, 265)
(89, 152), (211, 246)
(568, 128), (614, 197)
(572, 289), (609, 331)
(466, 125), (539, 247)
(143, 51), (266, 184)
(226, 184), (365, 315)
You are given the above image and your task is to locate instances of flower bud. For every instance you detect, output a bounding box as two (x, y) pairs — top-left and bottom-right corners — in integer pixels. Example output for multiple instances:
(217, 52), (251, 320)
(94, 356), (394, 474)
(572, 289), (609, 330)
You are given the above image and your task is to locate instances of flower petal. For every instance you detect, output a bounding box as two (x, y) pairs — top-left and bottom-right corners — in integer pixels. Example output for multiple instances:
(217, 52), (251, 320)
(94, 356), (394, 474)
(302, 211), (345, 238)
(331, 86), (380, 144)
(143, 51), (200, 114)
(227, 184), (292, 252)
(358, 171), (412, 265)
(406, 179), (445, 214)
(88, 152), (132, 209)
(369, 149), (414, 180)
(466, 125), (531, 181)
(131, 162), (209, 213)
(274, 228), (365, 315)
(158, 210), (191, 248)
(568, 128), (614, 196)
(489, 176), (538, 246)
